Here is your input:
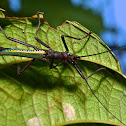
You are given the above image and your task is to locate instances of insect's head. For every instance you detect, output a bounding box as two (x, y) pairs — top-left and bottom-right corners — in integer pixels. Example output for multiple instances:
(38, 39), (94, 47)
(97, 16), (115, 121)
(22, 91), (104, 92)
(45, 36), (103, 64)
(67, 53), (80, 63)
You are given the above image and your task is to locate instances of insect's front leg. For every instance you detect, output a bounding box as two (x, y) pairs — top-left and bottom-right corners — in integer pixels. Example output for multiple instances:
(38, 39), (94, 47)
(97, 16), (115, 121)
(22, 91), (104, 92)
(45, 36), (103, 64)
(72, 61), (125, 125)
(61, 31), (92, 52)
(85, 67), (106, 79)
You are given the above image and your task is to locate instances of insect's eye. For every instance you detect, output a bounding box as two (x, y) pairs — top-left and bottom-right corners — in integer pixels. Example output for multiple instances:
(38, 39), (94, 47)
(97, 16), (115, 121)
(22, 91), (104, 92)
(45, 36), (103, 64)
(69, 54), (73, 56)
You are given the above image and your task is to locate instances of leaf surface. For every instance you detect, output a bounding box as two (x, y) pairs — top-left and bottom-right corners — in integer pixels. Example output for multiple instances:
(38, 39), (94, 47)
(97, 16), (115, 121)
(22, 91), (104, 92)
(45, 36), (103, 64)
(0, 11), (126, 126)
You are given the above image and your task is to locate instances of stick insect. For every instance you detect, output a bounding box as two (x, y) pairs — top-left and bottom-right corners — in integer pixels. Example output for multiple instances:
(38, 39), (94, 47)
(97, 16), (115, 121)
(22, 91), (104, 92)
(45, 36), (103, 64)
(0, 12), (125, 125)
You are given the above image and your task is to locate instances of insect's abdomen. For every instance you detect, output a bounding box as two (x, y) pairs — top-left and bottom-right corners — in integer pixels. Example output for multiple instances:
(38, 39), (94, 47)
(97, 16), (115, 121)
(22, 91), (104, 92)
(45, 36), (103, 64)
(0, 48), (46, 60)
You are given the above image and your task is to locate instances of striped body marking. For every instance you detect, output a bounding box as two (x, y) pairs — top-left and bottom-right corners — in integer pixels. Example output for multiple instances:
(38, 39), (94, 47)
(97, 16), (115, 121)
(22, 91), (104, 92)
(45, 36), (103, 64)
(4, 49), (46, 54)
(0, 48), (47, 60)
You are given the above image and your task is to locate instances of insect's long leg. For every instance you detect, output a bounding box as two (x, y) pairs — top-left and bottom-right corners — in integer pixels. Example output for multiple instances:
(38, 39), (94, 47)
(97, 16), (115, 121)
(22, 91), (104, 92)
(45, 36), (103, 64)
(61, 31), (92, 52)
(0, 26), (38, 73)
(86, 68), (106, 79)
(17, 59), (35, 74)
(34, 12), (51, 49)
(0, 26), (39, 50)
(73, 62), (125, 125)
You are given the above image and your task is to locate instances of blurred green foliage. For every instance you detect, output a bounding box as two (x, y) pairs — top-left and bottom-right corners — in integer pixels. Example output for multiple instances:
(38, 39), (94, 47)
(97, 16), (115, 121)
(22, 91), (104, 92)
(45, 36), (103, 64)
(0, 0), (103, 34)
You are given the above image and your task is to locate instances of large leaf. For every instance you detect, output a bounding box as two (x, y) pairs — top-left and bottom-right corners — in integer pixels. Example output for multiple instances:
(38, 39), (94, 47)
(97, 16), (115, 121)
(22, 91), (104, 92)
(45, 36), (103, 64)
(0, 11), (126, 126)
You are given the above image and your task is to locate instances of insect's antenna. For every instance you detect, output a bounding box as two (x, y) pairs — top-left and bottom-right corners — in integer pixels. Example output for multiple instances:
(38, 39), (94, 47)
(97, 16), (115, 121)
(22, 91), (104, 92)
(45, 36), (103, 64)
(79, 50), (109, 58)
(73, 62), (126, 125)
(78, 44), (126, 58)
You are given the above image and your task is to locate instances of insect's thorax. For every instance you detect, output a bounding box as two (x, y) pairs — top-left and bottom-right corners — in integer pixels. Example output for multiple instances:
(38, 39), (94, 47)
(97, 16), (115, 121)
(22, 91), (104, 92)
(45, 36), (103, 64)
(45, 49), (77, 63)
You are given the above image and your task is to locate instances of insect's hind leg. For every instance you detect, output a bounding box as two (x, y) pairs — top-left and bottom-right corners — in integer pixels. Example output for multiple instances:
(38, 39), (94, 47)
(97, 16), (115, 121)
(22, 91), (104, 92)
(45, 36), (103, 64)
(17, 59), (35, 74)
(61, 31), (92, 52)
(34, 12), (51, 49)
(0, 26), (39, 50)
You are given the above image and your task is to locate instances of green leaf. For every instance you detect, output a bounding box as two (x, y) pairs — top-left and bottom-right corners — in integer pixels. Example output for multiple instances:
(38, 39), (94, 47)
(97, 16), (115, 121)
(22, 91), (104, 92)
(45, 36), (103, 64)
(0, 8), (5, 18)
(0, 12), (126, 126)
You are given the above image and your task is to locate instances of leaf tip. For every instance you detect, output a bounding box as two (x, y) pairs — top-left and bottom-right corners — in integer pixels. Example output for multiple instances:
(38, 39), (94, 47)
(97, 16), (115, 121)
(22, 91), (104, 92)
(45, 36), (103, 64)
(32, 11), (44, 19)
(0, 8), (6, 18)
